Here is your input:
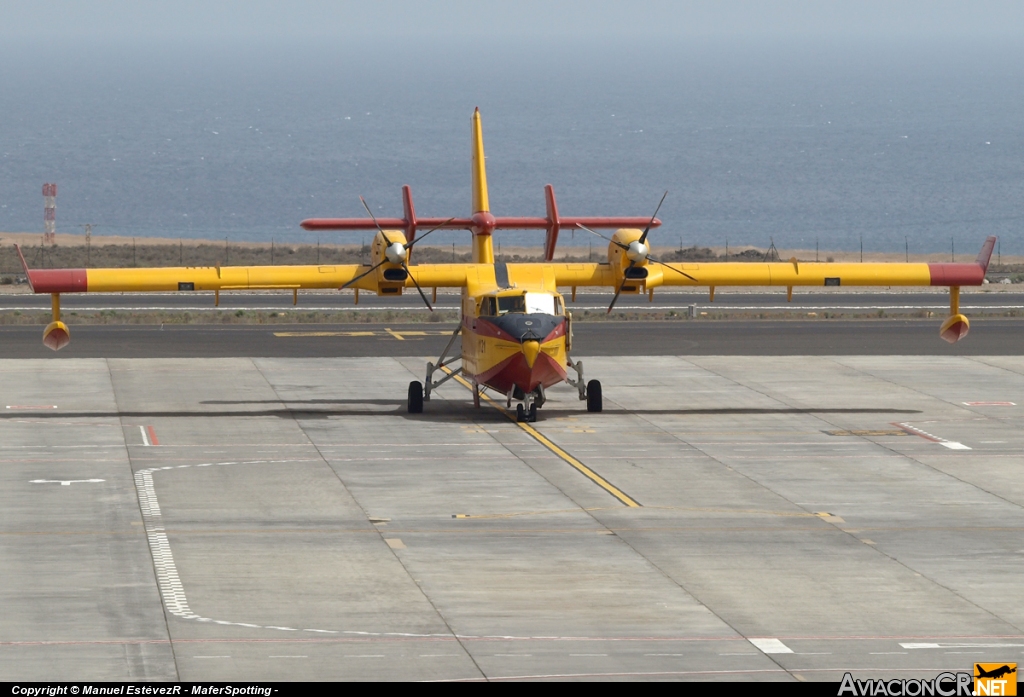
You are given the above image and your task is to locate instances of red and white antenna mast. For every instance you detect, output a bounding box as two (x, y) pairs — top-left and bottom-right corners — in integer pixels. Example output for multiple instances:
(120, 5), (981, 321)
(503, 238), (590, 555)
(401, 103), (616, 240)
(43, 183), (57, 245)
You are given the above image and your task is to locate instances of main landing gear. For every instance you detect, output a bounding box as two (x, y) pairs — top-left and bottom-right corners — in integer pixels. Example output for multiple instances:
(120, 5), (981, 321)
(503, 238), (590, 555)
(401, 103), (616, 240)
(409, 325), (463, 413)
(566, 356), (602, 413)
(407, 330), (605, 418)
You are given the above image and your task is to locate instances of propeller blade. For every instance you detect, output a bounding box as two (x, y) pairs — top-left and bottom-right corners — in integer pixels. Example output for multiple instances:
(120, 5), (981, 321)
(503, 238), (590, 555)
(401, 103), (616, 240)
(341, 259), (387, 289)
(403, 263), (434, 311)
(607, 278), (628, 314)
(576, 223), (629, 250)
(405, 217), (455, 249)
(638, 191), (668, 245)
(607, 262), (635, 314)
(647, 255), (698, 282)
(359, 196), (393, 247)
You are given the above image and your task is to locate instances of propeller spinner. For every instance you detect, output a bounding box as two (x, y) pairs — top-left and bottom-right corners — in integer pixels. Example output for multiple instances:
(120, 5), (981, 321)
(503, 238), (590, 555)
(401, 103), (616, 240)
(577, 192), (697, 312)
(340, 196), (452, 311)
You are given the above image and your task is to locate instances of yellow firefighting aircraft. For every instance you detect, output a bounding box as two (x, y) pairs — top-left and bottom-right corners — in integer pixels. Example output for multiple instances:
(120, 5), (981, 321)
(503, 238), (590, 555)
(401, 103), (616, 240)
(17, 108), (995, 422)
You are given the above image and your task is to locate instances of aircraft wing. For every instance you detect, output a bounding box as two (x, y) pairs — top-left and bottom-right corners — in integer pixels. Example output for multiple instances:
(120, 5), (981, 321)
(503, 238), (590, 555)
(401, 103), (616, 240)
(16, 249), (481, 294)
(538, 236), (995, 290)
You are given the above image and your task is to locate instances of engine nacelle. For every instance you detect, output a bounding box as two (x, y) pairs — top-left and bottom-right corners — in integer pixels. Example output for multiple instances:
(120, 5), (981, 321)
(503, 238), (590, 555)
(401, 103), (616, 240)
(607, 228), (650, 293)
(369, 230), (409, 295)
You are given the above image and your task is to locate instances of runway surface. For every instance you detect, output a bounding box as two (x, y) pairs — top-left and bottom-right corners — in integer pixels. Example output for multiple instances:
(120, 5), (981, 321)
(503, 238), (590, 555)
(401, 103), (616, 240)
(1, 319), (1022, 358)
(2, 354), (1023, 681)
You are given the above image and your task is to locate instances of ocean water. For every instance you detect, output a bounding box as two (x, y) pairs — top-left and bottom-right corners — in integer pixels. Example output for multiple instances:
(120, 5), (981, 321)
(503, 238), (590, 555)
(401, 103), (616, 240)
(1, 37), (1022, 254)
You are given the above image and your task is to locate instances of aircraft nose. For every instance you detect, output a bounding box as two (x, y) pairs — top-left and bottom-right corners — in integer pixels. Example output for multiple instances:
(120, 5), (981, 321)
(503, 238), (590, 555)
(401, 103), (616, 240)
(522, 340), (540, 369)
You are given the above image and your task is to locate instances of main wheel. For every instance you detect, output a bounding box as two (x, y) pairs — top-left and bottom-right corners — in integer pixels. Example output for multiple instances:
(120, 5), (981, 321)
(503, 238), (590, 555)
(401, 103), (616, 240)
(408, 381), (424, 413)
(516, 404), (526, 422)
(586, 379), (603, 413)
(528, 403), (538, 422)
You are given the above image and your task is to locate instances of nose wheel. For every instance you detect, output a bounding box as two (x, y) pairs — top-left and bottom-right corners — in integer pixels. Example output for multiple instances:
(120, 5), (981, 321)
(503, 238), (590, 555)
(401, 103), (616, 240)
(516, 402), (538, 423)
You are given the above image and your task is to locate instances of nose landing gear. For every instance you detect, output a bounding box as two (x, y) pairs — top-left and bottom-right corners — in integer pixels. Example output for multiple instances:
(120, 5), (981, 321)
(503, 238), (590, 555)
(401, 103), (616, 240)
(515, 386), (544, 422)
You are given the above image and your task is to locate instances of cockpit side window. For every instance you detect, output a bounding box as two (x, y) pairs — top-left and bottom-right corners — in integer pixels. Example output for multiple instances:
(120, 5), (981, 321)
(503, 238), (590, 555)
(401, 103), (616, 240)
(554, 296), (564, 315)
(480, 297), (497, 316)
(497, 295), (526, 314)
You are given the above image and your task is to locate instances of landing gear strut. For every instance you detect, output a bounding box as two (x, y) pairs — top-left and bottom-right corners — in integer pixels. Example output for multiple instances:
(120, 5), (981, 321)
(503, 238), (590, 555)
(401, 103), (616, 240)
(515, 386), (543, 422)
(409, 325), (464, 413)
(566, 356), (602, 412)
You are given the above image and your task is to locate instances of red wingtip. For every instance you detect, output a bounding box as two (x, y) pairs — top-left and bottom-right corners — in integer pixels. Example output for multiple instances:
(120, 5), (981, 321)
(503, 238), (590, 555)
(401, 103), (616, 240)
(976, 236), (997, 272)
(14, 244), (34, 292)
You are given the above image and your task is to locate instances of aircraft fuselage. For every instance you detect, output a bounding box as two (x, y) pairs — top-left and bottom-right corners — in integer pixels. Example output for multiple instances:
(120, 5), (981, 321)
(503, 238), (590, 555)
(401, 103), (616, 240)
(461, 289), (569, 398)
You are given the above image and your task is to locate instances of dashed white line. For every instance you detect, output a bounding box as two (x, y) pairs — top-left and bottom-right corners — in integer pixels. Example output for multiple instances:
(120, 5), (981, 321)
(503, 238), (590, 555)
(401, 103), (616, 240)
(901, 643), (1024, 649)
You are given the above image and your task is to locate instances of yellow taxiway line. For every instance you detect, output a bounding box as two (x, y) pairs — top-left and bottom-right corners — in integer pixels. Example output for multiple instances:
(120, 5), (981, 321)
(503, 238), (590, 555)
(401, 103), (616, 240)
(444, 369), (641, 508)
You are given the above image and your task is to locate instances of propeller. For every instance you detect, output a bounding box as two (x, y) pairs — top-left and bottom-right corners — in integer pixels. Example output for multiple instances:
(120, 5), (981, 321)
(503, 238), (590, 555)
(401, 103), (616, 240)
(341, 197), (452, 311)
(578, 192), (697, 312)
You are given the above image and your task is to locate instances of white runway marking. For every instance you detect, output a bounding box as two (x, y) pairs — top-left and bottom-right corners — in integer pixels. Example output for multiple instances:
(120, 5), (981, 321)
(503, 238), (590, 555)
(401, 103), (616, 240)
(749, 638), (794, 654)
(135, 459), (826, 646)
(140, 426), (151, 447)
(901, 642), (1024, 649)
(134, 460), (457, 639)
(30, 479), (105, 486)
(894, 423), (971, 450)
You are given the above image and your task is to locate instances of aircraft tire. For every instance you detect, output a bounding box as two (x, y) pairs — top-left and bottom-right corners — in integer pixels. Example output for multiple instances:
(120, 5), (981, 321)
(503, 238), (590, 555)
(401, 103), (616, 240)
(516, 404), (526, 422)
(528, 403), (538, 422)
(586, 380), (603, 413)
(408, 381), (424, 413)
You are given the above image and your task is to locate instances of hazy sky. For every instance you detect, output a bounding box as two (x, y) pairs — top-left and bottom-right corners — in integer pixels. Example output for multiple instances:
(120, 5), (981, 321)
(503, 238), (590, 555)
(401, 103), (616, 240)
(1, 1), (1022, 43)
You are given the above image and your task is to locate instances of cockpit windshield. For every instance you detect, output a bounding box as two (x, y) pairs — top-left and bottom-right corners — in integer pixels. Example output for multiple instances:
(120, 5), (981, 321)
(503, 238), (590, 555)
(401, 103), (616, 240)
(482, 292), (560, 316)
(524, 292), (556, 315)
(497, 295), (526, 314)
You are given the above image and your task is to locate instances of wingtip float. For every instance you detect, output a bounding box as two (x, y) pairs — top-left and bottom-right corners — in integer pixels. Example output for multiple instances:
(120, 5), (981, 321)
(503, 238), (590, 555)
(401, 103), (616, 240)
(16, 109), (996, 421)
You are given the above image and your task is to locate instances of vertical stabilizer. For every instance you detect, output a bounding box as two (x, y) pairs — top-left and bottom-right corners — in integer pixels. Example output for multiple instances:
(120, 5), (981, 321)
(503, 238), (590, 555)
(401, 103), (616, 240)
(472, 108), (490, 214)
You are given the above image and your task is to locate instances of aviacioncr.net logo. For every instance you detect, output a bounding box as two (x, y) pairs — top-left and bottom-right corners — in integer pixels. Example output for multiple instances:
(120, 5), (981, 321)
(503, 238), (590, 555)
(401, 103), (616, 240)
(839, 672), (973, 696)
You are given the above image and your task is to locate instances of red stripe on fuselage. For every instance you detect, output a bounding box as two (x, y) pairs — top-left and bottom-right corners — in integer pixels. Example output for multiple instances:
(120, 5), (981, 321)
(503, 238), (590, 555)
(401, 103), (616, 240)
(473, 350), (567, 394)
